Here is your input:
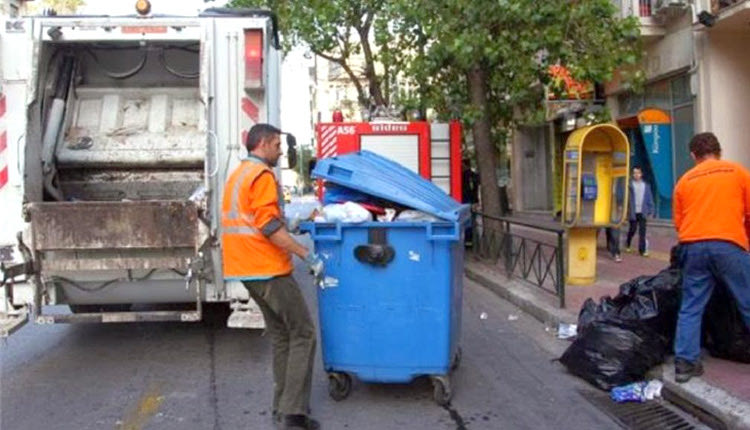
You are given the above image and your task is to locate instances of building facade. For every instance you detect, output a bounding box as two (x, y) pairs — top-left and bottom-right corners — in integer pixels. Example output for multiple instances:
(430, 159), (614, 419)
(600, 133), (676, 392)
(511, 0), (750, 220)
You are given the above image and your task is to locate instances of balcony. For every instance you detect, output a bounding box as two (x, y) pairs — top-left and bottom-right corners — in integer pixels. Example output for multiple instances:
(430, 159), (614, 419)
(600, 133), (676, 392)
(617, 0), (668, 41)
(714, 0), (747, 13)
(699, 0), (750, 31)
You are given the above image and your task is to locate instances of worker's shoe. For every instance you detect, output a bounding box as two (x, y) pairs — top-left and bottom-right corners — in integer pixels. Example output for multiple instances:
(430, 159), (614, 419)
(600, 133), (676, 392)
(675, 358), (704, 383)
(281, 414), (320, 430)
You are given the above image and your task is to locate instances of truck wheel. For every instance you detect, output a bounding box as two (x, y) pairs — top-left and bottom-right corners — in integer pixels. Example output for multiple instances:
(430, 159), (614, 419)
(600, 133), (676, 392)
(431, 375), (452, 406)
(327, 372), (352, 401)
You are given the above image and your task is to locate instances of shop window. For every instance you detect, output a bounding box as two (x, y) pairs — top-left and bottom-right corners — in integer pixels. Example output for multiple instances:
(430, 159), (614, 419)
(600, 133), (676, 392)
(671, 75), (692, 105)
(616, 73), (695, 219)
(645, 80), (671, 110)
(673, 105), (695, 180)
(617, 93), (642, 116)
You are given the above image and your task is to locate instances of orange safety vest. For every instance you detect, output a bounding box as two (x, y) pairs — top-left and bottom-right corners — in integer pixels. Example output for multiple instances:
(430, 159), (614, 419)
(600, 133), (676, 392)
(221, 159), (292, 280)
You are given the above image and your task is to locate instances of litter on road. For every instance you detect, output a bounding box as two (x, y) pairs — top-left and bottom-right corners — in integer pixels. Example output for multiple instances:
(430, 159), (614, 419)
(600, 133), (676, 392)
(610, 380), (663, 403)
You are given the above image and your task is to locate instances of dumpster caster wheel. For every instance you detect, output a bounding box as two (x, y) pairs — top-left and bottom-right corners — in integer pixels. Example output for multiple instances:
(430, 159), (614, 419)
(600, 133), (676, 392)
(431, 376), (452, 406)
(328, 372), (352, 401)
(451, 347), (462, 371)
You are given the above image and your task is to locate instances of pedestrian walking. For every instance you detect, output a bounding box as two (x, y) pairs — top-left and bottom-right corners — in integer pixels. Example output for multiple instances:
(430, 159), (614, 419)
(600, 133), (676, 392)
(672, 132), (750, 383)
(606, 227), (622, 262)
(626, 167), (655, 256)
(222, 124), (323, 429)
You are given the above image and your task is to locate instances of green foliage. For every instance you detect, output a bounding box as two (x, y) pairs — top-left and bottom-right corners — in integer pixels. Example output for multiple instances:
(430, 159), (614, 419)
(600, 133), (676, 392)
(229, 0), (411, 109)
(298, 145), (315, 187)
(397, 0), (642, 130)
(40, 0), (85, 14)
(229, 0), (644, 215)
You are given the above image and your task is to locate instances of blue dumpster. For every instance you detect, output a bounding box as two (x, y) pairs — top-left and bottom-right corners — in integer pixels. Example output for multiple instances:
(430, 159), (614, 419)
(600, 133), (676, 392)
(302, 151), (469, 405)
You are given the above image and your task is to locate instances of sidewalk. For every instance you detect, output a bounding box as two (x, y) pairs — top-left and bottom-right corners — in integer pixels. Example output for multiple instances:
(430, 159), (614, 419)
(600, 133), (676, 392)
(466, 212), (750, 430)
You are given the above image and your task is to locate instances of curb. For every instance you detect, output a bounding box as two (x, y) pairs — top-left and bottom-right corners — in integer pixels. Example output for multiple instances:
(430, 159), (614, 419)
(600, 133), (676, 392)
(465, 262), (750, 430)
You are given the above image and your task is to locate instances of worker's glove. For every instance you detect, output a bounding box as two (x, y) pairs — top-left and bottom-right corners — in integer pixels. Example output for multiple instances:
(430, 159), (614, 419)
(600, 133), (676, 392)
(305, 252), (325, 283)
(287, 215), (302, 234)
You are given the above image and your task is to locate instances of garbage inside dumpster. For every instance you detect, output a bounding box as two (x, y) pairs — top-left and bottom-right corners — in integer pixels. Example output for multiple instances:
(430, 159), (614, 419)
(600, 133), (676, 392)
(300, 150), (469, 405)
(320, 202), (373, 223)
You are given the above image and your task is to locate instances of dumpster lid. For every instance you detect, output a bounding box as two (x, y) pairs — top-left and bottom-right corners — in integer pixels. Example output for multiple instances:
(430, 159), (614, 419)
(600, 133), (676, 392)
(312, 151), (469, 222)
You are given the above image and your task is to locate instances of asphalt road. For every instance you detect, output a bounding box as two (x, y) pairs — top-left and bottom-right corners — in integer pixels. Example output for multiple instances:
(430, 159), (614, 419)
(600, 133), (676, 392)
(0, 273), (623, 429)
(0, 199), (623, 430)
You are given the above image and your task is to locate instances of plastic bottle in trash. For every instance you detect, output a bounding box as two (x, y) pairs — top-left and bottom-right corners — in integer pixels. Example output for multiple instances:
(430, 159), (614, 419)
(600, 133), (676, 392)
(610, 382), (648, 403)
(610, 380), (663, 403)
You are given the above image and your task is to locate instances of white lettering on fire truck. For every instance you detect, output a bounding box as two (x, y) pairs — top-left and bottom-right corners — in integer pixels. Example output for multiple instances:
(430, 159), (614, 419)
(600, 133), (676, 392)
(371, 123), (408, 133)
(337, 125), (356, 135)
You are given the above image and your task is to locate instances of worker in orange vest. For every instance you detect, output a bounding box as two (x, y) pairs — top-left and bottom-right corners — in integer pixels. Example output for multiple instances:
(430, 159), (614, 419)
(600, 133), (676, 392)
(222, 123), (323, 430)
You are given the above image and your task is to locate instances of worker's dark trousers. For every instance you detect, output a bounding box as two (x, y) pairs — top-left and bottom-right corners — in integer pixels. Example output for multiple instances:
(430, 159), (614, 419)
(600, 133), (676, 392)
(243, 275), (317, 416)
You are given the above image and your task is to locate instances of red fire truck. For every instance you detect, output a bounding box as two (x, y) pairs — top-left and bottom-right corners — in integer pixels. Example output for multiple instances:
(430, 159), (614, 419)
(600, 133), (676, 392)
(315, 120), (464, 201)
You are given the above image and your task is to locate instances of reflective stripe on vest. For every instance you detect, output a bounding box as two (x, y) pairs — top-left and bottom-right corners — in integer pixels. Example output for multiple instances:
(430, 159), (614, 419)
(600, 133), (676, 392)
(223, 161), (265, 235)
(221, 159), (293, 279)
(223, 225), (260, 235)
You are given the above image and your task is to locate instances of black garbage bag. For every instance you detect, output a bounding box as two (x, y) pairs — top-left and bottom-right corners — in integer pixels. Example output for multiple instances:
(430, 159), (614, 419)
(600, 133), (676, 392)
(577, 268), (682, 343)
(703, 282), (750, 363)
(559, 320), (668, 390)
(564, 259), (682, 391)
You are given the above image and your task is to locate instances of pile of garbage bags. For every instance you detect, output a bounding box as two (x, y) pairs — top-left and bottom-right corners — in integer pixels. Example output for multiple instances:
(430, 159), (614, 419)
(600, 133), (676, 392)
(704, 285), (750, 363)
(560, 266), (682, 390)
(560, 247), (750, 390)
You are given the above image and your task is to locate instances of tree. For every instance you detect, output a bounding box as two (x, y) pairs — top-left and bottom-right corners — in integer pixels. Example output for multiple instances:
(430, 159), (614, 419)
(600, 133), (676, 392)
(229, 0), (410, 111)
(299, 145), (315, 188)
(398, 0), (642, 222)
(40, 0), (85, 14)
(229, 0), (642, 227)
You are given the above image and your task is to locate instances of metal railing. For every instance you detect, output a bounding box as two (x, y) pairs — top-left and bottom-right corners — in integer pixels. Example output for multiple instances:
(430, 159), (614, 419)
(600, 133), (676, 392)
(472, 212), (566, 308)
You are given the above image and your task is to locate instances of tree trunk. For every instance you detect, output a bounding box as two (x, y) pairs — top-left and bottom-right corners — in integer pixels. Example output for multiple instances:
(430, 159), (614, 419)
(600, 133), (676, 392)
(467, 66), (504, 236)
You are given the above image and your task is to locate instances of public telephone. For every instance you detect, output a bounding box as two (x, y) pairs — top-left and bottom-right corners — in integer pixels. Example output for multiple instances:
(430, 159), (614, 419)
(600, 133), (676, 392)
(561, 124), (630, 285)
(581, 174), (597, 201)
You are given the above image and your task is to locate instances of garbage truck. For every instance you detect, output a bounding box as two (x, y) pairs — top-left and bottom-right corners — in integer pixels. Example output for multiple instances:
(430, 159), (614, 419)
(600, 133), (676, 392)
(0, 4), (297, 336)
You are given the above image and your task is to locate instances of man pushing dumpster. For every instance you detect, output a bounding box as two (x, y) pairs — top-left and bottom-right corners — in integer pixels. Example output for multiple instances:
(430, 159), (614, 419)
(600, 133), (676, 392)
(222, 123), (323, 430)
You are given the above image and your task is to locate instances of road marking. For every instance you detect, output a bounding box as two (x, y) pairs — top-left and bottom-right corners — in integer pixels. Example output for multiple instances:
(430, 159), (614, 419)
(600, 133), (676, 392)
(118, 384), (164, 430)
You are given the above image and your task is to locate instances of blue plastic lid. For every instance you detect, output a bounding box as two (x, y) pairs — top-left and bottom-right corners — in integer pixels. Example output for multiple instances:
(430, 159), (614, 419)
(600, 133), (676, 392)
(312, 151), (469, 222)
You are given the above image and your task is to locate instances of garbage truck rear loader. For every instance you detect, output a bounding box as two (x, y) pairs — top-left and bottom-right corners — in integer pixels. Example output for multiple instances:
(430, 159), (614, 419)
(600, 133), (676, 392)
(0, 8), (295, 336)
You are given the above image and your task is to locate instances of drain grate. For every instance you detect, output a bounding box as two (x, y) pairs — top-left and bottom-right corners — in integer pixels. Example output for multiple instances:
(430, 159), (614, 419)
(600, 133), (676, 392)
(581, 389), (697, 430)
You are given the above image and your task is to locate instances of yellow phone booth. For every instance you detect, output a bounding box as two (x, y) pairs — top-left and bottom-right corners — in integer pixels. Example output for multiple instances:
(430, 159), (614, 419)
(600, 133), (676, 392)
(561, 124), (630, 285)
